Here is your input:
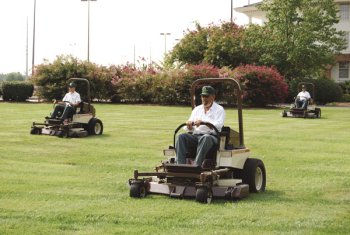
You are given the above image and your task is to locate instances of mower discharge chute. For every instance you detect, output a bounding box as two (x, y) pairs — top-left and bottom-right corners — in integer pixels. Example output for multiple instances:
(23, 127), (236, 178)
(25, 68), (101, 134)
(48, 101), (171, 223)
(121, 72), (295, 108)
(129, 78), (266, 203)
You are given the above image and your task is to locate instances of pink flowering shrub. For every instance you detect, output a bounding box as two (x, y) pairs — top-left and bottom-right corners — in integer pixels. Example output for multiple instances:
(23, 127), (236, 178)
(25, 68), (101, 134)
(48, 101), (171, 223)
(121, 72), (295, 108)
(233, 65), (288, 106)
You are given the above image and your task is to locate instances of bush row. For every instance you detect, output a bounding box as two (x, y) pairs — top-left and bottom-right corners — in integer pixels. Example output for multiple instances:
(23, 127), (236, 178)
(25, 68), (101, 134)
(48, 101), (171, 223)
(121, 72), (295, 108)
(31, 56), (290, 106)
(1, 82), (34, 102)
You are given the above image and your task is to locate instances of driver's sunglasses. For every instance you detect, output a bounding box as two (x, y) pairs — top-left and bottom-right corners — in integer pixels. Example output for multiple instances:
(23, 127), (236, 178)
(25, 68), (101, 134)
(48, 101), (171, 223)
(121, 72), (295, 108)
(201, 95), (209, 98)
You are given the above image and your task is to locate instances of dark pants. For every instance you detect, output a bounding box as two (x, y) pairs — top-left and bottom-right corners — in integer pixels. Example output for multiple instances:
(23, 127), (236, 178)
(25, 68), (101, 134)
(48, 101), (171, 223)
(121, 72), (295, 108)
(295, 98), (308, 109)
(51, 104), (75, 120)
(175, 133), (217, 166)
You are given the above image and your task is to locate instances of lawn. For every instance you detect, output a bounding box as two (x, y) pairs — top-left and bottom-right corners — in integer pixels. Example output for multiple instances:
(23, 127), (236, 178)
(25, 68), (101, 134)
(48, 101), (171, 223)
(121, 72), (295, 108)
(0, 103), (349, 235)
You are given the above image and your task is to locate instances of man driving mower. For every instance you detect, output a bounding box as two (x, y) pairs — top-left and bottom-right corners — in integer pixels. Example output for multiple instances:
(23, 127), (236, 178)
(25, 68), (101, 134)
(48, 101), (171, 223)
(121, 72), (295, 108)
(48, 82), (81, 124)
(175, 85), (226, 166)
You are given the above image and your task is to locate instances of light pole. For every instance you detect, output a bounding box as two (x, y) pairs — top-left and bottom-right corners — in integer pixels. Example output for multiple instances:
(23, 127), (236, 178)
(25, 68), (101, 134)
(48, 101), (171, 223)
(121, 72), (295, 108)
(231, 0), (233, 23)
(32, 0), (36, 76)
(160, 32), (171, 56)
(81, 0), (96, 62)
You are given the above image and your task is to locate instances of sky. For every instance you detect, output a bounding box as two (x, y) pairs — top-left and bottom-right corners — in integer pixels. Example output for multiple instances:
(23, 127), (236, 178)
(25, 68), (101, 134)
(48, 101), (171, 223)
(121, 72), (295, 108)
(0, 0), (261, 75)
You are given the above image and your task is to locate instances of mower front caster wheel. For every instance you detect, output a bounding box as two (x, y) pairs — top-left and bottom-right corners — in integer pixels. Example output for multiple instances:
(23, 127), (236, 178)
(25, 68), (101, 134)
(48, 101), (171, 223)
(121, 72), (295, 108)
(195, 187), (213, 204)
(130, 183), (146, 198)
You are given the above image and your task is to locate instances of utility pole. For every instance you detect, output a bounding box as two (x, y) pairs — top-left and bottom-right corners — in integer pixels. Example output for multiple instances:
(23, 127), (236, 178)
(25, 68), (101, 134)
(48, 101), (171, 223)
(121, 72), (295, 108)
(32, 0), (36, 76)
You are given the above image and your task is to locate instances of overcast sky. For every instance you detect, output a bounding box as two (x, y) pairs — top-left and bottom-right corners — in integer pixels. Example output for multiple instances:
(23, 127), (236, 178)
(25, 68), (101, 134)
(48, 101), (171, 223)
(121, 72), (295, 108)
(0, 0), (261, 74)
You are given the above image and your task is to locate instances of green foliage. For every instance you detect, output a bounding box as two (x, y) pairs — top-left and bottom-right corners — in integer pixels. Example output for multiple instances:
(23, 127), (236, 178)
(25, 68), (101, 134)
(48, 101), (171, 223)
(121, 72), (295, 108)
(339, 81), (350, 101)
(167, 22), (249, 68)
(288, 77), (343, 104)
(339, 81), (350, 94)
(232, 65), (289, 106)
(258, 0), (346, 81)
(4, 72), (26, 81)
(112, 63), (219, 105)
(1, 81), (34, 102)
(31, 55), (113, 101)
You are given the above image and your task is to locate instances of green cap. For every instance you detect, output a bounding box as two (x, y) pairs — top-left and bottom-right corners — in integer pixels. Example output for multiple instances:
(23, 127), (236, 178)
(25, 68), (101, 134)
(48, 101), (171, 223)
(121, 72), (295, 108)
(201, 86), (215, 96)
(68, 82), (76, 88)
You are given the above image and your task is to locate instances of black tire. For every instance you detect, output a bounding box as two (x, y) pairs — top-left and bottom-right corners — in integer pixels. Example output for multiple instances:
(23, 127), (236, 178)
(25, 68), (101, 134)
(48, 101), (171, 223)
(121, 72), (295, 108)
(130, 183), (146, 198)
(281, 110), (287, 117)
(87, 118), (103, 135)
(315, 108), (321, 118)
(30, 127), (41, 135)
(56, 130), (68, 138)
(242, 158), (266, 193)
(303, 110), (308, 118)
(195, 187), (213, 204)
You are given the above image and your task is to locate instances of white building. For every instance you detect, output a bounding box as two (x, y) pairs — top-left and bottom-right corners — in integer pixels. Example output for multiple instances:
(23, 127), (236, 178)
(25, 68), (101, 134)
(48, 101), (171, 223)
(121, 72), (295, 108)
(235, 0), (350, 82)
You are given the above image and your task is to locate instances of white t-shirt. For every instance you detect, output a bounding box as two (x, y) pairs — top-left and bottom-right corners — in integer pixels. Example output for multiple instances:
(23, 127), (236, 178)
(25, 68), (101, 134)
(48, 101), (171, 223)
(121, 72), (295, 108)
(187, 102), (225, 135)
(297, 91), (311, 101)
(63, 91), (81, 105)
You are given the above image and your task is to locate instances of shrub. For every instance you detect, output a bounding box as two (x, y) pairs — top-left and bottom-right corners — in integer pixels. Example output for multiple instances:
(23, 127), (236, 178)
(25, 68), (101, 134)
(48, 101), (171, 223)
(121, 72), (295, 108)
(339, 81), (350, 94)
(232, 65), (289, 106)
(31, 55), (113, 101)
(288, 77), (343, 104)
(2, 82), (34, 102)
(342, 94), (350, 102)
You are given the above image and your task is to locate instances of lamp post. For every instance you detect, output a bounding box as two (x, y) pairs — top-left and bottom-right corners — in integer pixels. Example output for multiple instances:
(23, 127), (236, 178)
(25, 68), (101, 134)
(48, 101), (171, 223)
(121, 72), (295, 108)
(81, 0), (96, 62)
(231, 0), (233, 23)
(160, 32), (171, 56)
(32, 0), (36, 76)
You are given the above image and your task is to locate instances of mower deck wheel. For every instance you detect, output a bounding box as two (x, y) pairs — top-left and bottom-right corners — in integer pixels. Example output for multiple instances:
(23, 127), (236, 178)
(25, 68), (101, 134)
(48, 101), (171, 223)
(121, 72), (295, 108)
(195, 187), (213, 204)
(130, 183), (146, 198)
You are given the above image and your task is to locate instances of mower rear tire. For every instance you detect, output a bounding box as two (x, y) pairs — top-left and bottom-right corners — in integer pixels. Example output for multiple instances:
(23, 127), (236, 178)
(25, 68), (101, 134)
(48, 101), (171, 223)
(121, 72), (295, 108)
(315, 108), (321, 118)
(130, 183), (146, 198)
(195, 187), (213, 204)
(242, 158), (266, 193)
(87, 118), (103, 135)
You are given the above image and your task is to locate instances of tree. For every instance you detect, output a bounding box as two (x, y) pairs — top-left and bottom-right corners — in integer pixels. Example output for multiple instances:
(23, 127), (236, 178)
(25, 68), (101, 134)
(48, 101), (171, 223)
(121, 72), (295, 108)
(255, 0), (346, 81)
(166, 22), (249, 68)
(0, 72), (25, 82)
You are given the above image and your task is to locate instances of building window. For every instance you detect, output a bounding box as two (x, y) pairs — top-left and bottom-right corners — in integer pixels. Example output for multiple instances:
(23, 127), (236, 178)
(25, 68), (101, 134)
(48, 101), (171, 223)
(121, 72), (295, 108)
(339, 62), (349, 79)
(345, 32), (350, 50)
(340, 4), (350, 20)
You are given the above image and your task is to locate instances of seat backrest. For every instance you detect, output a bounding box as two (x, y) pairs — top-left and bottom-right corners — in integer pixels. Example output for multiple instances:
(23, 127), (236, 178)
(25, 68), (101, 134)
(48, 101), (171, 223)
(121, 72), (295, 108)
(78, 102), (95, 116)
(220, 126), (240, 150)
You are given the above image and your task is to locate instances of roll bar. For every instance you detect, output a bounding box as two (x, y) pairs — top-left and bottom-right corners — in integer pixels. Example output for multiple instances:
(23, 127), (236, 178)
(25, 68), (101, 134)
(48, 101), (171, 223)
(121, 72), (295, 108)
(68, 78), (91, 112)
(190, 78), (244, 147)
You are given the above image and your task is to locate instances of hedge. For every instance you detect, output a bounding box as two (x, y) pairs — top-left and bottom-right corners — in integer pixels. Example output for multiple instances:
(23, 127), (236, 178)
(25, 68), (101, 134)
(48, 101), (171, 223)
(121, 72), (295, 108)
(2, 82), (34, 102)
(232, 65), (289, 106)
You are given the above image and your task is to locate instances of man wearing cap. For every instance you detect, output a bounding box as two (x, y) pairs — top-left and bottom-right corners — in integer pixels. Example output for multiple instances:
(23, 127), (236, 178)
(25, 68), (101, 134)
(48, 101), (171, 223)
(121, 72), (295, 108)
(49, 82), (81, 123)
(175, 86), (225, 167)
(295, 85), (311, 109)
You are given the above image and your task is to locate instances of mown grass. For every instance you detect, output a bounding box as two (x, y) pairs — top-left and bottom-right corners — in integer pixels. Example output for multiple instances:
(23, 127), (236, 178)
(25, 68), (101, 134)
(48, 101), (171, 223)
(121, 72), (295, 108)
(0, 103), (349, 235)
